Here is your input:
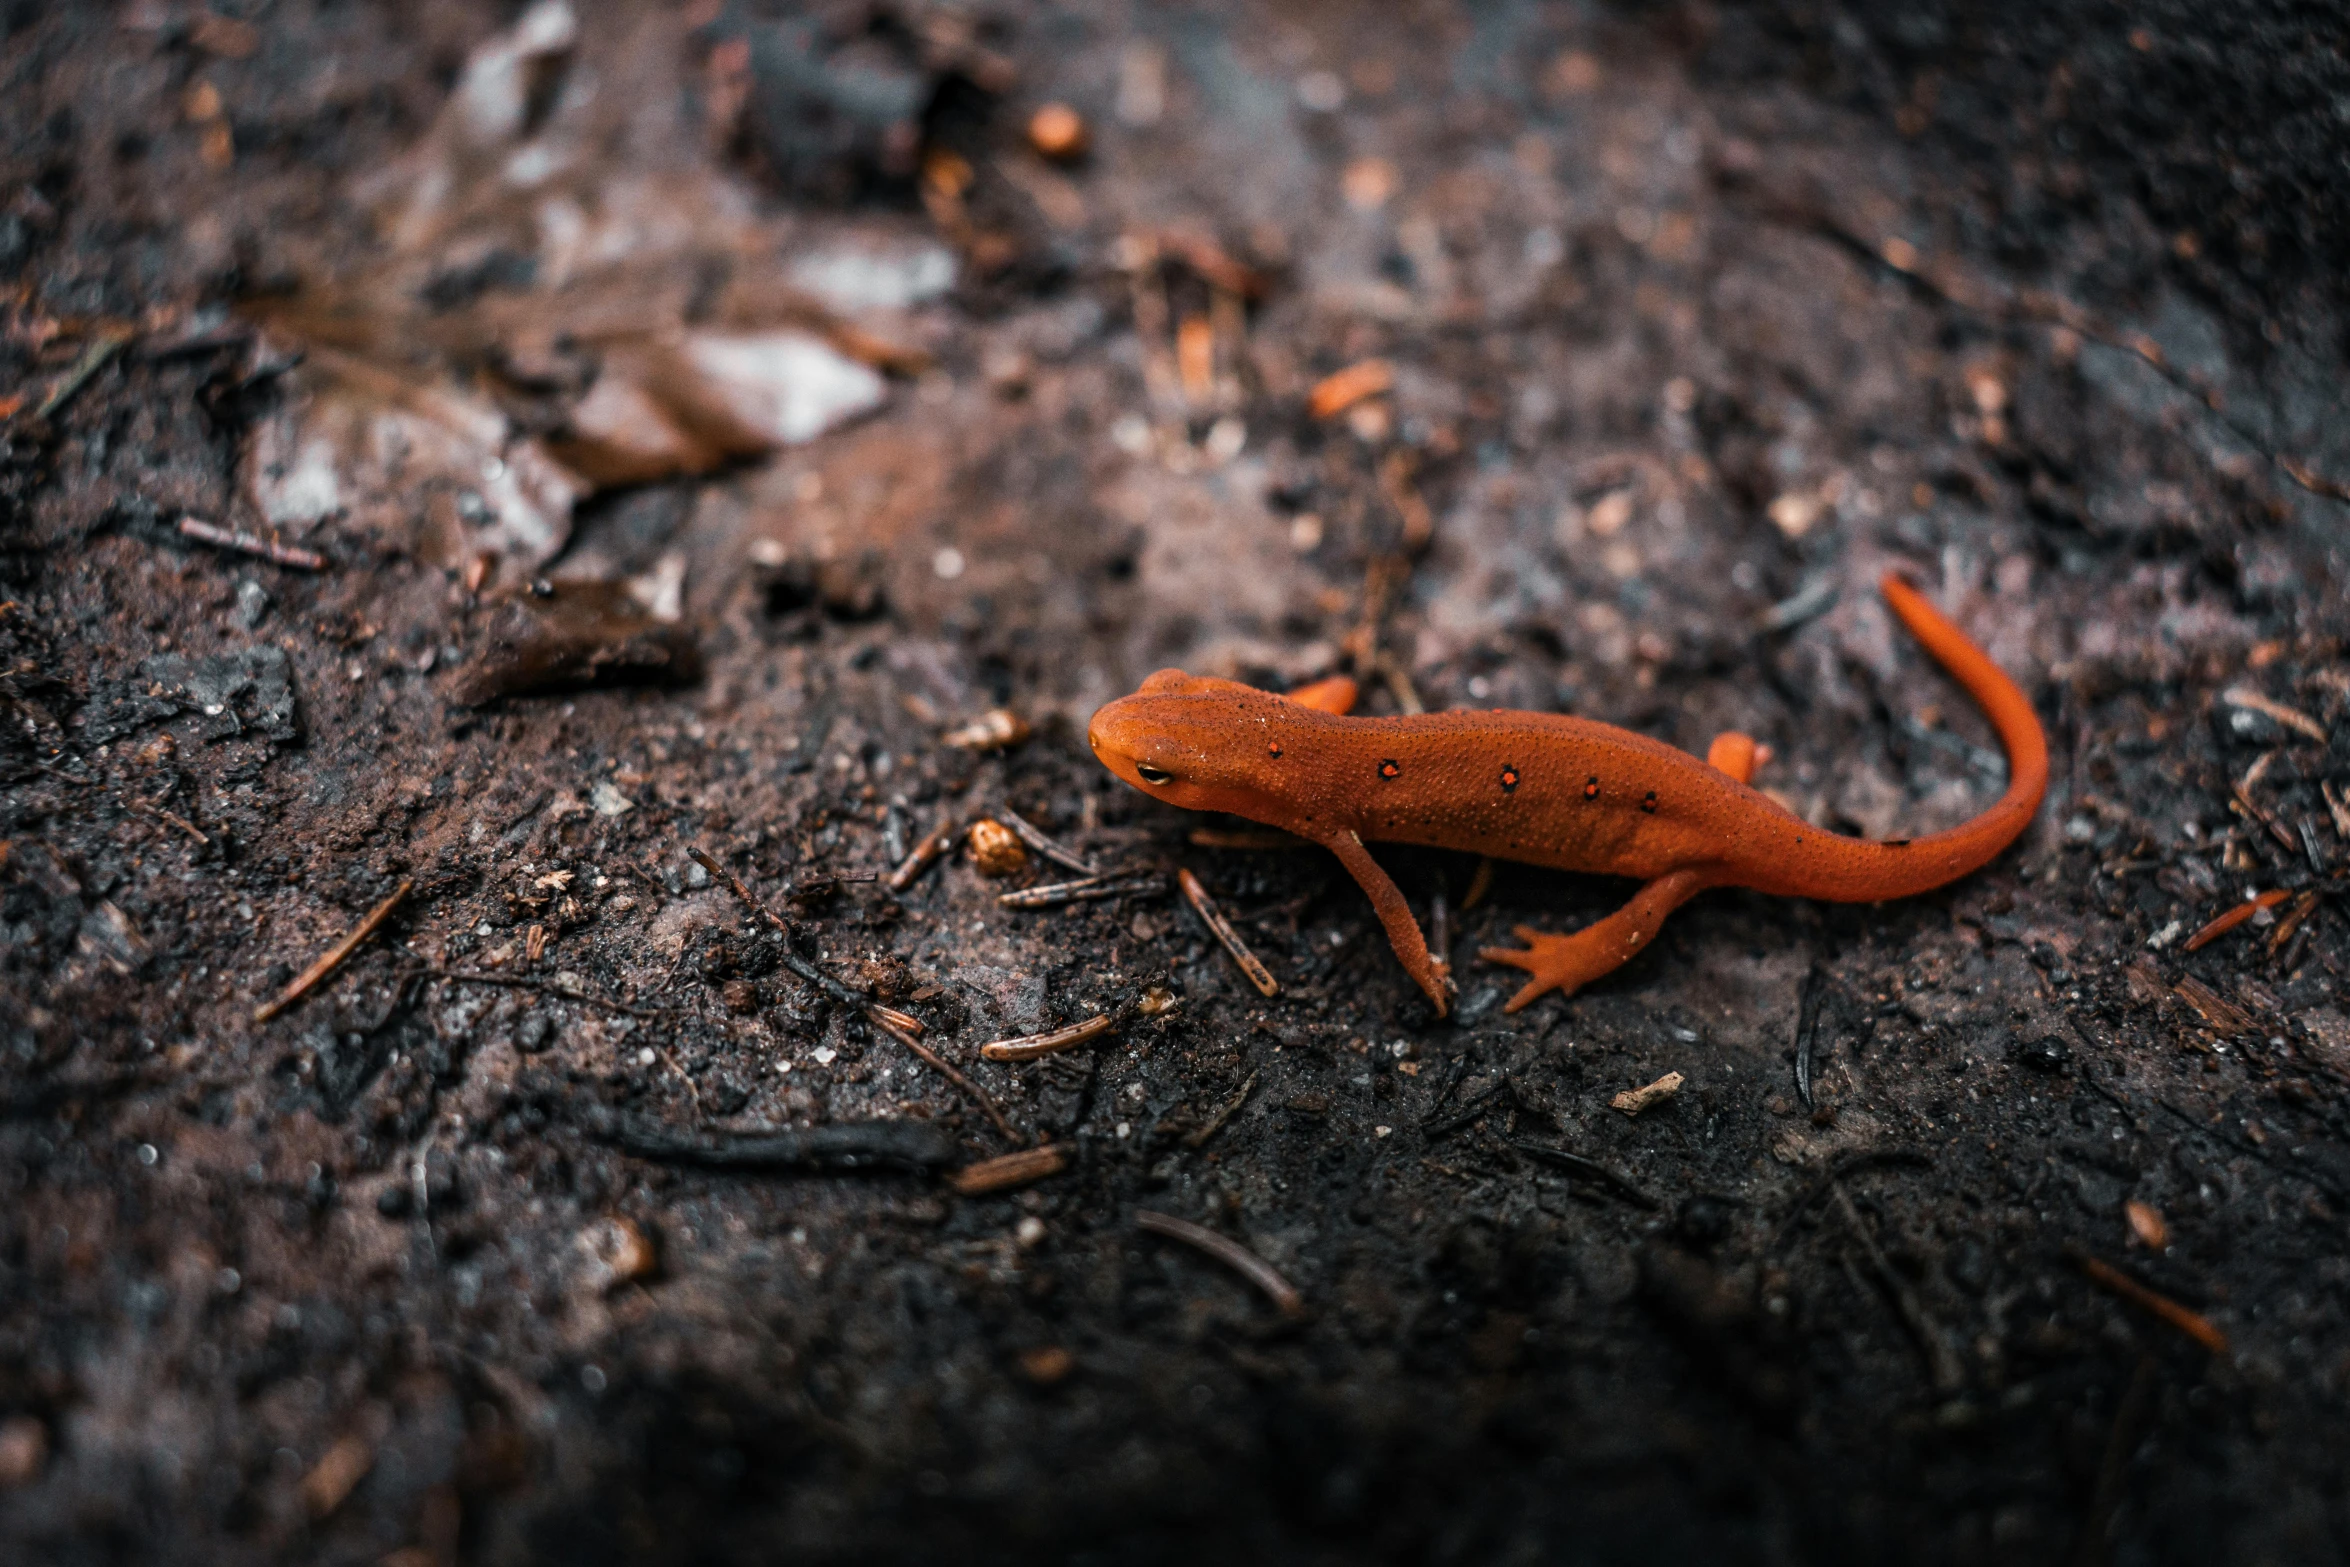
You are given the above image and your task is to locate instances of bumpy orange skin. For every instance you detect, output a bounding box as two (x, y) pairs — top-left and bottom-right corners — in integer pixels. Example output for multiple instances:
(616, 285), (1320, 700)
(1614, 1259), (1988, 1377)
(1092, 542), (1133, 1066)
(1088, 575), (2048, 1015)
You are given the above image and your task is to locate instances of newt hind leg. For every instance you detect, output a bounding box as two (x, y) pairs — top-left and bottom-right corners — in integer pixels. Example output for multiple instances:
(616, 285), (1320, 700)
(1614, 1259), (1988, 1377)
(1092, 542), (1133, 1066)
(1479, 868), (1712, 1012)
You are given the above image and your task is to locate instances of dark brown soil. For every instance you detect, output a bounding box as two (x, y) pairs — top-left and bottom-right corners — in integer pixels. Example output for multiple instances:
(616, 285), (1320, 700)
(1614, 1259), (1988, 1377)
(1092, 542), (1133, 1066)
(4, 4), (2348, 1563)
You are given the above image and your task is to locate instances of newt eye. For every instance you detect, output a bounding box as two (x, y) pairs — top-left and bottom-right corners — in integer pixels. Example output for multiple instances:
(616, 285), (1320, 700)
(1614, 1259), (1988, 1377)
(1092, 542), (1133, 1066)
(1135, 763), (1175, 785)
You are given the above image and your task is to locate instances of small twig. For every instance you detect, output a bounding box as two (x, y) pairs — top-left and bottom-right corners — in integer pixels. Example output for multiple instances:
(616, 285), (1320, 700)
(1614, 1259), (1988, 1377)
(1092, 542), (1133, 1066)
(689, 846), (924, 1035)
(867, 1013), (1022, 1147)
(2071, 1247), (2229, 1355)
(950, 1145), (1067, 1195)
(127, 797), (210, 845)
(576, 1105), (957, 1173)
(1793, 962), (1826, 1109)
(418, 967), (664, 1018)
(254, 880), (413, 1023)
(1420, 1077), (1518, 1141)
(2267, 889), (2322, 956)
(1508, 1141), (1659, 1209)
(1771, 1148), (1933, 1251)
(2072, 1356), (2159, 1567)
(2230, 783), (2300, 855)
(2183, 887), (2293, 951)
(1183, 1072), (1258, 1149)
(997, 870), (1164, 909)
(1134, 1209), (1305, 1318)
(1376, 448), (1435, 553)
(1375, 657), (1425, 716)
(175, 516), (327, 571)
(1835, 1184), (1965, 1394)
(2221, 686), (2328, 745)
(1178, 868), (1278, 996)
(29, 327), (133, 421)
(981, 1014), (1116, 1062)
(2322, 780), (2350, 843)
(996, 809), (1099, 876)
(885, 817), (958, 891)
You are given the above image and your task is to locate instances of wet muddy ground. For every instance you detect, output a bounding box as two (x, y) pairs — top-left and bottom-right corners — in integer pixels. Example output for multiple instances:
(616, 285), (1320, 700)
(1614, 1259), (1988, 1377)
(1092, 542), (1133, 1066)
(3, 3), (2348, 1563)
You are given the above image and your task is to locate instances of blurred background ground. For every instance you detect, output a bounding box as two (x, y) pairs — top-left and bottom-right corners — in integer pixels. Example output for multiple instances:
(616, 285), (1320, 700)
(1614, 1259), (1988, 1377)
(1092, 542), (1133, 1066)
(2, 2), (2348, 1562)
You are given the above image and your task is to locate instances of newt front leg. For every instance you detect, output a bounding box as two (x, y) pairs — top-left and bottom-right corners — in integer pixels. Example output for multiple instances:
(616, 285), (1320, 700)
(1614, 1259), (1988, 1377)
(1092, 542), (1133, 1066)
(1323, 829), (1454, 1015)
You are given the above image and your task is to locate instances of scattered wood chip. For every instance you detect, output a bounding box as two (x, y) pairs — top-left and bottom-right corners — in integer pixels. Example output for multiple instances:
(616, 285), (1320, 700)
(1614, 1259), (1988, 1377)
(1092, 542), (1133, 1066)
(2221, 686), (2328, 744)
(942, 708), (1031, 750)
(1307, 357), (1393, 419)
(2182, 887), (2293, 951)
(980, 1014), (1115, 1061)
(2172, 975), (2253, 1035)
(1178, 868), (1278, 996)
(254, 879), (413, 1023)
(301, 1432), (377, 1520)
(1610, 1071), (1684, 1117)
(1026, 103), (1089, 161)
(2075, 1249), (2228, 1355)
(2124, 1200), (2169, 1251)
(1017, 1345), (1075, 1384)
(1135, 1209), (1304, 1317)
(952, 1145), (1067, 1196)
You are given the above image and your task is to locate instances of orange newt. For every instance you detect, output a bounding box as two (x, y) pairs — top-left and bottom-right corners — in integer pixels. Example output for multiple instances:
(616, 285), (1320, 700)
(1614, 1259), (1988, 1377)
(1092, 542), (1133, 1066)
(1088, 574), (2047, 1015)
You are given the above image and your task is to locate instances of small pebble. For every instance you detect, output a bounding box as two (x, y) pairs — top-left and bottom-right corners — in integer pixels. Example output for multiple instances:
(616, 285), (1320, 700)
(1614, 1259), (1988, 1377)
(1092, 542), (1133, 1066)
(2010, 1035), (2070, 1073)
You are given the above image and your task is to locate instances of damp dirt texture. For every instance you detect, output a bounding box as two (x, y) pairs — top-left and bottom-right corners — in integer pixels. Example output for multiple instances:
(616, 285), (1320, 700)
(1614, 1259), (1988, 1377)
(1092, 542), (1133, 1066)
(3, 3), (2349, 1563)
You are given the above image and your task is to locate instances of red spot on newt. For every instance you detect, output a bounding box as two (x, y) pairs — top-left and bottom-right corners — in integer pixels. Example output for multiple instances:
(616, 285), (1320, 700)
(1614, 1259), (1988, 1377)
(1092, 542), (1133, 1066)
(1085, 575), (2047, 1019)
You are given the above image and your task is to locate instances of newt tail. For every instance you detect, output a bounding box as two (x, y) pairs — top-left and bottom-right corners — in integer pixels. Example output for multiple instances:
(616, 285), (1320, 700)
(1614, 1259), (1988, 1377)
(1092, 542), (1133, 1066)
(1088, 574), (2048, 1015)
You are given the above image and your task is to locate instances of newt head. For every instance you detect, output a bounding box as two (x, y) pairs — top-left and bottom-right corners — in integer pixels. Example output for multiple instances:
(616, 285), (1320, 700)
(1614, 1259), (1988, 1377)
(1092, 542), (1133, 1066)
(1088, 669), (1312, 828)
